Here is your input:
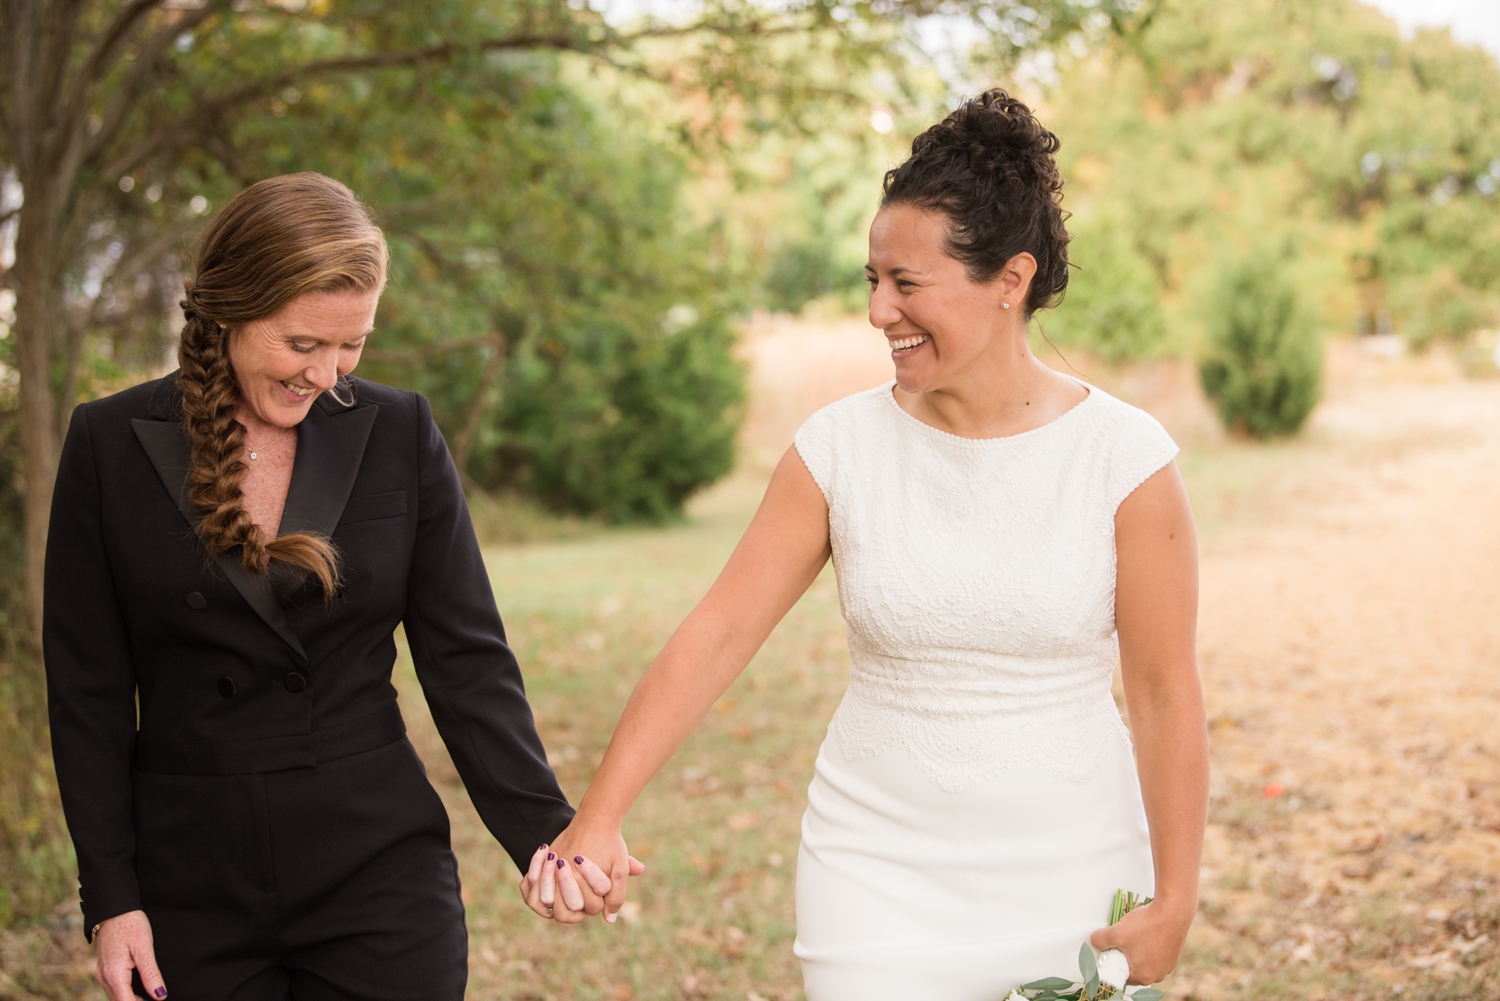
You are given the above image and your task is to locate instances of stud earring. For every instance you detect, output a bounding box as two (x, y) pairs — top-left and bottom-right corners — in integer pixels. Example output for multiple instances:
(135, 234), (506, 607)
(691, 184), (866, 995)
(1002, 302), (1011, 309)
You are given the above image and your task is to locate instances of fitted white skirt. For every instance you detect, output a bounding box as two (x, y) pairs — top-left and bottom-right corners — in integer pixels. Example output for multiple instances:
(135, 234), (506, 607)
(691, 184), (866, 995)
(794, 729), (1153, 1000)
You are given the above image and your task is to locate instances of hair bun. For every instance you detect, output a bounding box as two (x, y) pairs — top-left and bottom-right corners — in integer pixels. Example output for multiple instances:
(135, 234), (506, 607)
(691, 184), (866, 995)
(916, 89), (1061, 186)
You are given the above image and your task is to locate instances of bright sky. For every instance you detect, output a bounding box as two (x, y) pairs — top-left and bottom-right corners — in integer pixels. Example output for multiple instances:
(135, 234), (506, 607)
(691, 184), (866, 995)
(598, 0), (1500, 61)
(1362, 0), (1500, 57)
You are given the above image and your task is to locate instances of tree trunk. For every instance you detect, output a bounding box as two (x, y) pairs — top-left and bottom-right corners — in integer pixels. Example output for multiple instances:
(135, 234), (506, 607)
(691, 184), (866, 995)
(451, 334), (506, 477)
(11, 190), (62, 647)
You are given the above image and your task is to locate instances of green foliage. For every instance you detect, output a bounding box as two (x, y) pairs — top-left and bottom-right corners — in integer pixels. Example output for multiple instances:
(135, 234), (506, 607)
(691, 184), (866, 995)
(497, 309), (744, 522)
(1045, 210), (1168, 362)
(1198, 250), (1323, 438)
(1005, 890), (1160, 1000)
(259, 56), (748, 521)
(1390, 268), (1497, 349)
(1042, 0), (1500, 376)
(744, 123), (894, 314)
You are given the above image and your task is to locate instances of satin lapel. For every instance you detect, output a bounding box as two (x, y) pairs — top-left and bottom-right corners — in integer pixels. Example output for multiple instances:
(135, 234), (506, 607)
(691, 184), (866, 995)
(130, 418), (309, 663)
(278, 400), (378, 540)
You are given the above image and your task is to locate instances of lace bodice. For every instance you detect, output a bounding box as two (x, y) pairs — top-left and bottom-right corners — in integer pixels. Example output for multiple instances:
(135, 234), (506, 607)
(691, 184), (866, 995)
(794, 381), (1178, 792)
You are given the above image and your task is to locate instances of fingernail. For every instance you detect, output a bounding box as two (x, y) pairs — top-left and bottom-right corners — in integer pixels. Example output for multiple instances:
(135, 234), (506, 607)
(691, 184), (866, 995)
(556, 859), (565, 868)
(539, 844), (548, 851)
(547, 853), (555, 861)
(574, 856), (584, 865)
(155, 990), (167, 999)
(605, 912), (617, 924)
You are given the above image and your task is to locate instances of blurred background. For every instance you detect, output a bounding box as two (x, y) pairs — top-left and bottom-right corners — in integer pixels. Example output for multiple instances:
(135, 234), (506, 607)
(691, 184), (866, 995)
(2, 0), (1499, 997)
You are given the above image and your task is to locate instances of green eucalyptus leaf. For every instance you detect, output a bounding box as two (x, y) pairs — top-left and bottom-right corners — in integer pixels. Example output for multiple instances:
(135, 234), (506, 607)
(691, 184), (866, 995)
(1129, 990), (1166, 1001)
(1024, 979), (1078, 991)
(1078, 943), (1098, 982)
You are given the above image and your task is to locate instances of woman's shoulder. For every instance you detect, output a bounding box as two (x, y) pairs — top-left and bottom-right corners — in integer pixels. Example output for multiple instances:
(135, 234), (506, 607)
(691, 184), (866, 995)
(798, 382), (896, 437)
(1078, 384), (1175, 447)
(1074, 385), (1179, 509)
(317, 377), (424, 428)
(793, 383), (896, 498)
(345, 375), (414, 408)
(74, 374), (177, 430)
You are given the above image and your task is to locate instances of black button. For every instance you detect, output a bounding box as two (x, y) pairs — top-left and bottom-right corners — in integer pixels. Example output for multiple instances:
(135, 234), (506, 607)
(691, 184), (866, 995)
(185, 591), (207, 609)
(283, 672), (308, 693)
(217, 676), (236, 699)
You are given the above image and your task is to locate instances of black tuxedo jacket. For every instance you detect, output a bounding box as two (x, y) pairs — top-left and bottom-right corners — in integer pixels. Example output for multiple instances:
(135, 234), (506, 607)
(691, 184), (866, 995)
(44, 374), (573, 933)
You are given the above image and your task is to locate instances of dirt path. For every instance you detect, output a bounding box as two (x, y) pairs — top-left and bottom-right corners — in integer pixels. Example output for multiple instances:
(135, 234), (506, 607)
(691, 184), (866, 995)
(1179, 350), (1500, 997)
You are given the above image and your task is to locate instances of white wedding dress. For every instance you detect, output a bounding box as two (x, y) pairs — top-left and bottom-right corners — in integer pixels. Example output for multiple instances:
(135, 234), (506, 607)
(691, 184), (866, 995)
(791, 381), (1179, 999)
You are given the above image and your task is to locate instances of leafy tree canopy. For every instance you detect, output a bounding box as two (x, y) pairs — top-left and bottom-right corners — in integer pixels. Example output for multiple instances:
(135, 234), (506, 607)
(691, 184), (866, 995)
(1034, 0), (1500, 360)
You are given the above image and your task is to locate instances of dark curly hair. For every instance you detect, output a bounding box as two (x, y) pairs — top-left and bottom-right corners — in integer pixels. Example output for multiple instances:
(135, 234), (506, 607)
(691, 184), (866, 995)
(882, 88), (1070, 316)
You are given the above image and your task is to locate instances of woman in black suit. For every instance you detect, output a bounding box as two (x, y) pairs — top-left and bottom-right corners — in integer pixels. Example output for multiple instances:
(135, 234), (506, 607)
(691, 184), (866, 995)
(44, 173), (612, 1000)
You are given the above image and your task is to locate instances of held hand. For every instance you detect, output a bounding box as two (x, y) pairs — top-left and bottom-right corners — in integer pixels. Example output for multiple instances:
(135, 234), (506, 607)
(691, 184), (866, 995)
(1088, 899), (1193, 986)
(546, 820), (646, 923)
(516, 841), (645, 924)
(517, 844), (585, 924)
(94, 910), (167, 1000)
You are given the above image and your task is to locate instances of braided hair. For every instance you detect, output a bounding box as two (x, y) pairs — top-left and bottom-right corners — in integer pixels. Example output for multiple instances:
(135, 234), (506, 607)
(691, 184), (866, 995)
(881, 89), (1070, 316)
(178, 173), (387, 597)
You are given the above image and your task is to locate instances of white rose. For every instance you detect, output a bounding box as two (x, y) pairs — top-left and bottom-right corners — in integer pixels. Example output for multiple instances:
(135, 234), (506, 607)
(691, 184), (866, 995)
(1096, 948), (1130, 991)
(1004, 993), (1028, 1001)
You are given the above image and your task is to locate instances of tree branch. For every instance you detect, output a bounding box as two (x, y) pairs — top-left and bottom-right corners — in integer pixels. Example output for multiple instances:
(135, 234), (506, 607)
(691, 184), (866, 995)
(450, 332), (506, 475)
(58, 0), (164, 132)
(373, 189), (466, 223)
(360, 334), (500, 364)
(95, 215), (196, 297)
(82, 0), (222, 166)
(39, 2), (88, 136)
(97, 14), (803, 181)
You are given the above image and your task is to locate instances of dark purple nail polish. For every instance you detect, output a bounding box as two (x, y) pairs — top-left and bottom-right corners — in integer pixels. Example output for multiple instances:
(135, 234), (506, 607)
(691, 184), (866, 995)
(547, 853), (555, 861)
(574, 856), (585, 865)
(556, 859), (565, 868)
(154, 989), (167, 999)
(539, 844), (548, 851)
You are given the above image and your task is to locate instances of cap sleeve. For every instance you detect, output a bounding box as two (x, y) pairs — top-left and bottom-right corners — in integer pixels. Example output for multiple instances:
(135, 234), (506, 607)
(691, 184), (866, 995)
(793, 407), (837, 504)
(1105, 405), (1179, 513)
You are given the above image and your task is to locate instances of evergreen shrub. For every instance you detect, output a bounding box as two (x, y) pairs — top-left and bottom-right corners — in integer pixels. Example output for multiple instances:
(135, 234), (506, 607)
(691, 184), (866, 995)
(1198, 251), (1323, 437)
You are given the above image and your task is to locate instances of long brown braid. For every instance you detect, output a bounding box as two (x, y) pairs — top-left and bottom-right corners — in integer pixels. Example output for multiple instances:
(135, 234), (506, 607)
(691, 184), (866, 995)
(177, 173), (387, 598)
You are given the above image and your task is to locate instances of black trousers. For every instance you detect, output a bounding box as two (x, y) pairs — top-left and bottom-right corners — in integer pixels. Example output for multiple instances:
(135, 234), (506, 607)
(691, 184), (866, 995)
(131, 739), (467, 1001)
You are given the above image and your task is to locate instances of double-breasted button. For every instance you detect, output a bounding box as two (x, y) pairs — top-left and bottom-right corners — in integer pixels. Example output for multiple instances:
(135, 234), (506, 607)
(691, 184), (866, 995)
(217, 676), (236, 699)
(185, 591), (207, 609)
(283, 672), (308, 693)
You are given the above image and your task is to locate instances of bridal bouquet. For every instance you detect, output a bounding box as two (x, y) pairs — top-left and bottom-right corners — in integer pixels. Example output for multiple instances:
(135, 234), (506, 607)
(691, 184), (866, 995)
(1003, 890), (1165, 1001)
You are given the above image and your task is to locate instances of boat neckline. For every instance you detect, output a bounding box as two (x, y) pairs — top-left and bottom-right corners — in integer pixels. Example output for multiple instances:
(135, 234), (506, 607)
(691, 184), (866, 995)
(878, 375), (1098, 445)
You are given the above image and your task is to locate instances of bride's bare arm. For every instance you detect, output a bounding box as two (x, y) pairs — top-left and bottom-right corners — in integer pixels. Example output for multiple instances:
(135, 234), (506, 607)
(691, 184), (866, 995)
(524, 446), (831, 922)
(1091, 462), (1208, 984)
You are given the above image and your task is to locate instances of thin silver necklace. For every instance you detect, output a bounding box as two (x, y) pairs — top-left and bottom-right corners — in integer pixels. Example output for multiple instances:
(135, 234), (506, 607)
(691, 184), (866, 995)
(245, 427), (291, 460)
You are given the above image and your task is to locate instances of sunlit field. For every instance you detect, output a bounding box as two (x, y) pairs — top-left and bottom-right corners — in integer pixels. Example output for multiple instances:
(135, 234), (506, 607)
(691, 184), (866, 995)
(5, 324), (1498, 1000)
(408, 323), (1500, 1001)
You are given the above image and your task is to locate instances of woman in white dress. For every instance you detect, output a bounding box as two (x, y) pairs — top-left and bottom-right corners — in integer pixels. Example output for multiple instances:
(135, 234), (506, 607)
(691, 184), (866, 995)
(524, 89), (1208, 997)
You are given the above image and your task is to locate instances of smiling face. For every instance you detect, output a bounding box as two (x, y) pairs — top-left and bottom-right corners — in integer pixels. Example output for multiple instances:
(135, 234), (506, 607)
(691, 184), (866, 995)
(865, 203), (1035, 395)
(227, 287), (380, 428)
